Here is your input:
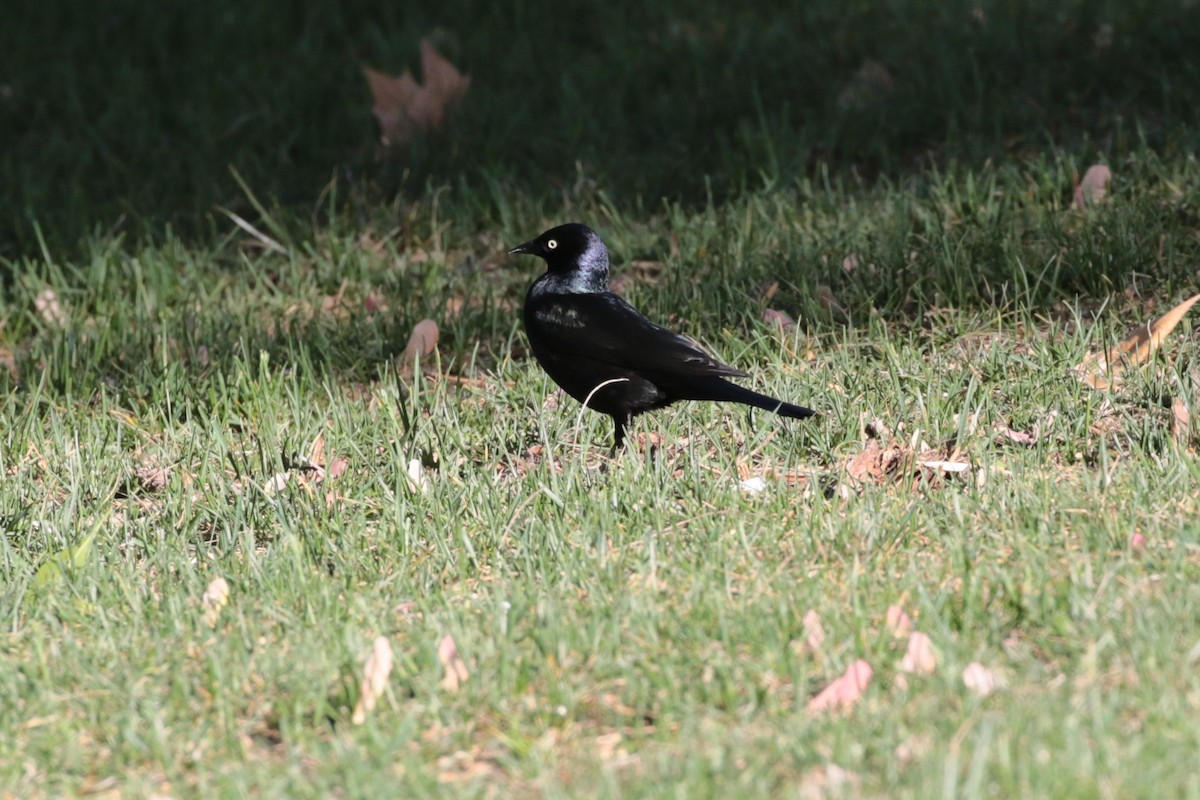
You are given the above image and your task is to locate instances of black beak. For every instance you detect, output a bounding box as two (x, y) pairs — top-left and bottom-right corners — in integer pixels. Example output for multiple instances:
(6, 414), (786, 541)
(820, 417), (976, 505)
(508, 241), (534, 256)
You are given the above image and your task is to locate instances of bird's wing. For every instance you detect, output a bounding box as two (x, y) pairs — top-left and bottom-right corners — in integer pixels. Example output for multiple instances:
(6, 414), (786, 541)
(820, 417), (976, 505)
(528, 292), (749, 378)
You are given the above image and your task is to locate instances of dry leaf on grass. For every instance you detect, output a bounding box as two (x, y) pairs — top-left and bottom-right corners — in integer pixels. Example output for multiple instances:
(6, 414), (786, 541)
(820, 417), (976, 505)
(406, 458), (430, 494)
(798, 764), (860, 800)
(438, 634), (469, 692)
(899, 632), (938, 675)
(1171, 397), (1191, 445)
(364, 39), (470, 146)
(846, 439), (909, 484)
(962, 661), (1002, 697)
(837, 59), (894, 110)
(353, 636), (394, 724)
(762, 308), (795, 330)
(1078, 292), (1200, 389)
(802, 609), (826, 653)
(136, 463), (171, 493)
(35, 289), (68, 327)
(738, 476), (768, 495)
(885, 605), (913, 637)
(1073, 164), (1112, 208)
(398, 319), (439, 371)
(201, 577), (230, 628)
(807, 659), (872, 713)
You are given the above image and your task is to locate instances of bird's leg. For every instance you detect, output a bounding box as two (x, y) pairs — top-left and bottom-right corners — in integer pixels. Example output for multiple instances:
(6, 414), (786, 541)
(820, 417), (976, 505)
(609, 414), (630, 455)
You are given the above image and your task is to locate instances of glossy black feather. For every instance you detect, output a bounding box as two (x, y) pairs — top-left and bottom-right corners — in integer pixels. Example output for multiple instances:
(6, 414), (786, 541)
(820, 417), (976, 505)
(511, 223), (816, 449)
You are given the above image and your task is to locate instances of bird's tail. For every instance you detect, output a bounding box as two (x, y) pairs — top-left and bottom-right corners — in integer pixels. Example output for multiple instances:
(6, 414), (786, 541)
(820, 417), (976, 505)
(693, 377), (817, 419)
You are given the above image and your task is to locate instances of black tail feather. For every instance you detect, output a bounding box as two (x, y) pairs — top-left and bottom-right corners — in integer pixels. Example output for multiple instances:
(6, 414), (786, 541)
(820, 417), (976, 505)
(697, 377), (817, 419)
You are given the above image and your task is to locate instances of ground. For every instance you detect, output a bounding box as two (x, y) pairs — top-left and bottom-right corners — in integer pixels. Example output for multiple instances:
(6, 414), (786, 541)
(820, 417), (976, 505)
(3, 1), (1200, 797)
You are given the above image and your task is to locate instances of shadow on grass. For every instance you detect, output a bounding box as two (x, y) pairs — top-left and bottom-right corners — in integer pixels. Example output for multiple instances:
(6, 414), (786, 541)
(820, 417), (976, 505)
(3, 0), (1200, 257)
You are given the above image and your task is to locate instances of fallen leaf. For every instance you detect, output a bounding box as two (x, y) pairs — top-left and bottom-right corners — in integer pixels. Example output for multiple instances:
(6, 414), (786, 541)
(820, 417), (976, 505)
(846, 439), (909, 484)
(325, 457), (350, 483)
(962, 661), (1001, 697)
(1078, 292), (1200, 389)
(1073, 164), (1112, 208)
(1171, 397), (1191, 445)
(263, 472), (291, 495)
(837, 60), (894, 110)
(798, 763), (860, 800)
(762, 308), (795, 330)
(136, 463), (171, 493)
(406, 458), (430, 493)
(438, 634), (469, 692)
(915, 457), (970, 474)
(35, 289), (68, 327)
(201, 577), (230, 627)
(807, 659), (872, 713)
(815, 284), (846, 318)
(803, 609), (826, 652)
(0, 346), (17, 380)
(885, 605), (913, 637)
(307, 433), (326, 469)
(995, 425), (1037, 446)
(400, 319), (439, 368)
(364, 39), (470, 146)
(353, 636), (394, 724)
(899, 632), (937, 675)
(738, 476), (768, 495)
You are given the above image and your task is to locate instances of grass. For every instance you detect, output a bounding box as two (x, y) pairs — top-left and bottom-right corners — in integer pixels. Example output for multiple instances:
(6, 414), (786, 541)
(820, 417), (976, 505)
(4, 0), (1200, 797)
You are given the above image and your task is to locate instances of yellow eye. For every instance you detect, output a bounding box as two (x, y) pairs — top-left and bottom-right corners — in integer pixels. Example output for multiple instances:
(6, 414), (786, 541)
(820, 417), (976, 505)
(546, 239), (558, 250)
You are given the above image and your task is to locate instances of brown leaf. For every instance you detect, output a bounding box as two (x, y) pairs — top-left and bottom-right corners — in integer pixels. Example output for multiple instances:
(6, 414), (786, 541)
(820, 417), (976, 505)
(400, 319), (439, 367)
(1073, 164), (1112, 208)
(846, 439), (909, 484)
(798, 764), (860, 800)
(325, 457), (350, 483)
(885, 605), (913, 637)
(364, 39), (470, 147)
(807, 659), (872, 713)
(762, 308), (794, 330)
(307, 433), (326, 469)
(0, 346), (17, 380)
(1078, 292), (1200, 389)
(35, 289), (68, 327)
(962, 661), (1001, 697)
(135, 463), (171, 493)
(898, 632), (937, 675)
(837, 60), (894, 110)
(438, 633), (469, 692)
(802, 609), (826, 653)
(1171, 397), (1191, 445)
(201, 577), (230, 628)
(815, 284), (846, 318)
(353, 636), (394, 724)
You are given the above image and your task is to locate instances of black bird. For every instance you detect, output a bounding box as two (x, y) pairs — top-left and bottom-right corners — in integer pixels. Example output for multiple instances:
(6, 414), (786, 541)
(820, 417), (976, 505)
(510, 223), (816, 450)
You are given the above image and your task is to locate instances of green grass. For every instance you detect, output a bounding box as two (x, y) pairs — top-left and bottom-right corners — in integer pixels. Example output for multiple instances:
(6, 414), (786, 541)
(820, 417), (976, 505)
(5, 0), (1200, 797)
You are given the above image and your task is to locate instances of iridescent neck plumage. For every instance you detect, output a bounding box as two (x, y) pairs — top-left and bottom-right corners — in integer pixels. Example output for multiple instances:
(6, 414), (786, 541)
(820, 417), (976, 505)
(544, 241), (609, 293)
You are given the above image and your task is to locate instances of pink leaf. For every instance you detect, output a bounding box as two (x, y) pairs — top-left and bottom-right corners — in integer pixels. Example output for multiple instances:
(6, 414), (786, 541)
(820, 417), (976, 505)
(802, 609), (826, 653)
(807, 659), (873, 713)
(885, 605), (913, 637)
(898, 632), (937, 675)
(1073, 164), (1112, 208)
(762, 308), (794, 330)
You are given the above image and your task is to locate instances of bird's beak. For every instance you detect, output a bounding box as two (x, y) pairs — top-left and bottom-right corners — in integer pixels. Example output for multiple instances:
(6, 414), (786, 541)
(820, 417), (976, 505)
(508, 241), (534, 256)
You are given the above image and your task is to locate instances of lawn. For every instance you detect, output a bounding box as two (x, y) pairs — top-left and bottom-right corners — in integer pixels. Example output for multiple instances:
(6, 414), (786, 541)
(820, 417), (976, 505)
(3, 1), (1200, 797)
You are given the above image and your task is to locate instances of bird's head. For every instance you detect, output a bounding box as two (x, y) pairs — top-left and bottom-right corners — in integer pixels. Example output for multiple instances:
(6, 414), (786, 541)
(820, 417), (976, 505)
(509, 223), (609, 279)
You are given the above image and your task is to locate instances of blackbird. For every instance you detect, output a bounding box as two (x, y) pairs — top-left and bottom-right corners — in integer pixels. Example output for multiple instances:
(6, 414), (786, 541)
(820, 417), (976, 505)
(511, 223), (816, 450)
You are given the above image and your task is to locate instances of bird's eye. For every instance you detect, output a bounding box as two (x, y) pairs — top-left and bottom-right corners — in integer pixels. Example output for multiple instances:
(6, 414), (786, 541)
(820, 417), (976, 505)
(546, 239), (558, 250)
